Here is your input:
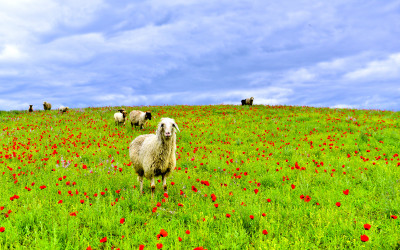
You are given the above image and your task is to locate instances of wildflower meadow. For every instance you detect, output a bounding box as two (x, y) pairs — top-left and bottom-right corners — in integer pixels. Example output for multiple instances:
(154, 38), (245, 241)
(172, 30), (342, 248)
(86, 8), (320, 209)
(0, 105), (399, 249)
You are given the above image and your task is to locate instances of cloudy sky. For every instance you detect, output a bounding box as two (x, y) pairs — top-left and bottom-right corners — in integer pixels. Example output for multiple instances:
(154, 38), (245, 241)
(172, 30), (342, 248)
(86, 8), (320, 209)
(1, 0), (400, 111)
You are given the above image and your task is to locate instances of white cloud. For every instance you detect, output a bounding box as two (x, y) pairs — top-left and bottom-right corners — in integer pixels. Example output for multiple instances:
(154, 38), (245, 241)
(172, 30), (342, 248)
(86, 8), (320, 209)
(283, 68), (315, 83)
(344, 53), (400, 81)
(330, 104), (358, 109)
(0, 45), (26, 61)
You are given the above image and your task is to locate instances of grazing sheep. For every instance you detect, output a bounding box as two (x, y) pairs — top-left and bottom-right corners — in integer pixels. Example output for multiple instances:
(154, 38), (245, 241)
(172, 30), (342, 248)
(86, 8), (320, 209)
(58, 106), (69, 114)
(114, 109), (128, 125)
(129, 117), (180, 198)
(241, 99), (246, 105)
(43, 102), (52, 111)
(28, 105), (33, 112)
(129, 110), (152, 129)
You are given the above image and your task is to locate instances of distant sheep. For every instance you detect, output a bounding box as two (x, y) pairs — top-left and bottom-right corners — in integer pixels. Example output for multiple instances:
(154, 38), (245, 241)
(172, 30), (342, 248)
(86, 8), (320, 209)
(58, 106), (69, 114)
(114, 109), (128, 125)
(28, 105), (33, 112)
(43, 102), (52, 111)
(129, 110), (152, 129)
(129, 117), (180, 197)
(242, 97), (254, 106)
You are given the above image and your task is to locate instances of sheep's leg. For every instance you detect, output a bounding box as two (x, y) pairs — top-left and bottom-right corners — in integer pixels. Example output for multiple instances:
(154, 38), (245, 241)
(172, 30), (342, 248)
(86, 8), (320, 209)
(138, 175), (144, 195)
(151, 177), (155, 199)
(162, 175), (167, 193)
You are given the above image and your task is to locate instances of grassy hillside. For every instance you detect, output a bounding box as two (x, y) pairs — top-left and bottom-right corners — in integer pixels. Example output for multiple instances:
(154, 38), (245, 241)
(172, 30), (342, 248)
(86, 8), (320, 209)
(0, 105), (399, 249)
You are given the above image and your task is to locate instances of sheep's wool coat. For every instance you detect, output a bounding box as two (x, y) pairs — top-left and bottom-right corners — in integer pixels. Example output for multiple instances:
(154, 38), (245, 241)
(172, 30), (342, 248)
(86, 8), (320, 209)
(245, 97), (254, 105)
(129, 118), (177, 180)
(59, 106), (69, 112)
(43, 102), (52, 110)
(114, 112), (126, 123)
(129, 110), (148, 128)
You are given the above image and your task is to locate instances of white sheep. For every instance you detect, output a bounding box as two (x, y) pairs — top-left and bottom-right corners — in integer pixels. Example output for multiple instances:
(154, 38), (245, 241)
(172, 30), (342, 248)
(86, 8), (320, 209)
(43, 101), (52, 110)
(114, 109), (128, 125)
(129, 110), (152, 129)
(129, 117), (180, 198)
(58, 106), (69, 114)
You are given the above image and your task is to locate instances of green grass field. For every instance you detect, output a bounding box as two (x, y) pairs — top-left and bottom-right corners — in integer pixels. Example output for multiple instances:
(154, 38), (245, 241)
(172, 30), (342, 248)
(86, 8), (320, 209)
(0, 105), (399, 249)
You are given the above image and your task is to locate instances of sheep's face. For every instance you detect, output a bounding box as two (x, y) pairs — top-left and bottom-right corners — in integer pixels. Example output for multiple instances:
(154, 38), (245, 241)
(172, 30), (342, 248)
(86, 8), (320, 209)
(158, 118), (180, 139)
(145, 112), (152, 120)
(250, 97), (254, 100)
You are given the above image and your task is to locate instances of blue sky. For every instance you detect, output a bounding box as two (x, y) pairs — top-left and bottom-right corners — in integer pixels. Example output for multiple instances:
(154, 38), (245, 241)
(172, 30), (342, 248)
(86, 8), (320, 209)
(0, 0), (399, 111)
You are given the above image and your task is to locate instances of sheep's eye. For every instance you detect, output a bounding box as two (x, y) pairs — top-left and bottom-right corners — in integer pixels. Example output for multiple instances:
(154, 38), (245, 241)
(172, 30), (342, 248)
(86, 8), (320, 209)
(161, 124), (164, 127)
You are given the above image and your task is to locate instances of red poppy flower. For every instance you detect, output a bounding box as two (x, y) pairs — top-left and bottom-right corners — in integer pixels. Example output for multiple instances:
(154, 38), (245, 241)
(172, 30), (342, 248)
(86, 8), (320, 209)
(254, 189), (259, 194)
(304, 195), (311, 202)
(178, 237), (182, 241)
(163, 193), (169, 198)
(262, 213), (266, 217)
(291, 184), (295, 189)
(226, 213), (231, 218)
(186, 230), (190, 234)
(249, 215), (254, 219)
(120, 218), (125, 224)
(139, 245), (145, 250)
(160, 229), (168, 237)
(343, 189), (349, 195)
(336, 202), (341, 207)
(178, 203), (184, 207)
(300, 194), (305, 199)
(100, 237), (107, 243)
(214, 204), (219, 208)
(80, 200), (84, 204)
(156, 243), (163, 249)
(360, 235), (369, 242)
(262, 230), (268, 235)
(157, 202), (161, 207)
(266, 199), (271, 202)
(86, 246), (92, 250)
(391, 215), (398, 219)
(0, 227), (4, 233)
(364, 224), (371, 230)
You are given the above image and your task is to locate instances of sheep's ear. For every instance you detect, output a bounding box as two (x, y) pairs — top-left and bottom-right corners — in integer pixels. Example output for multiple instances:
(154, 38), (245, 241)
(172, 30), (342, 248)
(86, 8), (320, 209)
(174, 123), (180, 133)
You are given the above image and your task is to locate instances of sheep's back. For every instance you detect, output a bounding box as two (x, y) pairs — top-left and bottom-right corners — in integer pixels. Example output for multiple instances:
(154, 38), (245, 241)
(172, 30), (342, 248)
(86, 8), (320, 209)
(129, 134), (154, 173)
(129, 110), (144, 124)
(114, 112), (124, 122)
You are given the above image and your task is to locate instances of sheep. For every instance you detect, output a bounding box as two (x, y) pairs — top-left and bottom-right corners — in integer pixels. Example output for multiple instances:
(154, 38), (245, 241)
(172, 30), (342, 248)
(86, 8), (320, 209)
(129, 110), (152, 129)
(129, 117), (180, 198)
(43, 102), (52, 111)
(28, 105), (33, 112)
(114, 109), (128, 125)
(242, 97), (254, 106)
(58, 106), (69, 114)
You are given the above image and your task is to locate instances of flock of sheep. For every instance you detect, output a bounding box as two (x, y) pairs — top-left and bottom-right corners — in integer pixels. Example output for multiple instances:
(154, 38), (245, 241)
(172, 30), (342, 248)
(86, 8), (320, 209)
(28, 97), (254, 198)
(29, 101), (69, 114)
